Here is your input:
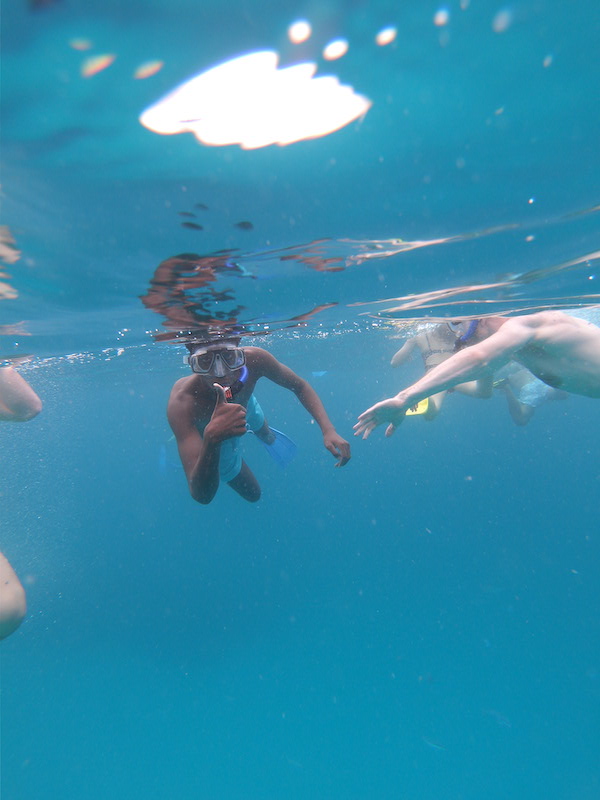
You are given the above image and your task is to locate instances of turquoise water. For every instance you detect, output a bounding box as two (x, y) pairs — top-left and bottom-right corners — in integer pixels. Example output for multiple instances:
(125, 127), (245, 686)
(2, 1), (599, 798)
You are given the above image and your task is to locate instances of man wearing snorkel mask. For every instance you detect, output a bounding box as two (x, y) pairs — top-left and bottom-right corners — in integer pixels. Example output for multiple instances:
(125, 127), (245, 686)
(355, 310), (600, 439)
(168, 337), (350, 504)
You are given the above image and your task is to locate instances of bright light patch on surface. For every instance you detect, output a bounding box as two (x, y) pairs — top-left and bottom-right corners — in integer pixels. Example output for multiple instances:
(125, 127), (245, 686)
(323, 39), (349, 61)
(375, 27), (397, 46)
(69, 38), (92, 51)
(288, 20), (312, 44)
(139, 51), (371, 149)
(492, 8), (513, 33)
(81, 54), (116, 77)
(134, 60), (164, 79)
(434, 8), (450, 26)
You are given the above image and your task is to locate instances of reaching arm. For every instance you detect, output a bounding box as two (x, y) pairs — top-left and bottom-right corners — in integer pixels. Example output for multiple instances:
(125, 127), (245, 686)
(355, 319), (534, 438)
(390, 337), (417, 367)
(256, 350), (351, 466)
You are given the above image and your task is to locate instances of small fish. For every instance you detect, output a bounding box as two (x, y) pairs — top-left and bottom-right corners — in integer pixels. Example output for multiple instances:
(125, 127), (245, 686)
(181, 222), (203, 231)
(178, 211), (197, 218)
(234, 221), (254, 230)
(195, 203), (209, 210)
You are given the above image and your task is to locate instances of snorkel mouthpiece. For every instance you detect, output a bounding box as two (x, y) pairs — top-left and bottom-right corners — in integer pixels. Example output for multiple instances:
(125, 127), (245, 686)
(222, 365), (248, 402)
(454, 320), (479, 351)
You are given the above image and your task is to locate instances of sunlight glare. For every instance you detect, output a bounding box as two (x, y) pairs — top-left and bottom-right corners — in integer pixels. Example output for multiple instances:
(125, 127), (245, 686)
(81, 54), (116, 77)
(139, 51), (371, 149)
(375, 27), (397, 46)
(323, 39), (349, 61)
(134, 60), (164, 79)
(288, 20), (312, 44)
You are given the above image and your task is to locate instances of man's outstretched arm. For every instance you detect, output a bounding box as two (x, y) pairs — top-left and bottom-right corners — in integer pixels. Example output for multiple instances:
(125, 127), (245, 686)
(355, 320), (533, 439)
(257, 351), (351, 466)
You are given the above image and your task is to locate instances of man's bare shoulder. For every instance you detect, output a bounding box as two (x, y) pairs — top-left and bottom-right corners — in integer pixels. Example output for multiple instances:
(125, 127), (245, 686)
(244, 346), (275, 365)
(510, 311), (594, 337)
(243, 346), (283, 375)
(169, 374), (196, 401)
(244, 346), (303, 386)
(167, 375), (211, 420)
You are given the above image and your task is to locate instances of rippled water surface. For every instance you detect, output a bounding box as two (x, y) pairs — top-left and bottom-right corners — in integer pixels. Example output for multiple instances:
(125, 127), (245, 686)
(2, 2), (599, 798)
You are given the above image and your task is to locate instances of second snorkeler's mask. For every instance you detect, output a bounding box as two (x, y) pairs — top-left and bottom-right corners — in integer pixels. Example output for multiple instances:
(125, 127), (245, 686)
(185, 345), (246, 377)
(451, 320), (480, 351)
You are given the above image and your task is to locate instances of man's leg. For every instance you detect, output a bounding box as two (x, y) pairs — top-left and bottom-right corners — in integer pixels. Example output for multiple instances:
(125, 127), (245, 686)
(455, 375), (494, 398)
(503, 385), (535, 426)
(228, 461), (261, 502)
(424, 390), (446, 420)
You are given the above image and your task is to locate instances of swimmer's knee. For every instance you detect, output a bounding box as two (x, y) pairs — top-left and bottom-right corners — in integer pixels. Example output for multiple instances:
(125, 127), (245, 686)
(245, 485), (261, 503)
(231, 482), (261, 503)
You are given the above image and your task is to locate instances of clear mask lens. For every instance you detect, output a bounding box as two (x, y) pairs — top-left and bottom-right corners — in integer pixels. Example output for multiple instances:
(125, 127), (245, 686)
(188, 346), (245, 374)
(219, 348), (245, 370)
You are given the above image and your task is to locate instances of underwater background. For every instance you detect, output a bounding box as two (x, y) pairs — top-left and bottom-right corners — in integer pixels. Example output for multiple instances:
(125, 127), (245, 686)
(1, 1), (599, 798)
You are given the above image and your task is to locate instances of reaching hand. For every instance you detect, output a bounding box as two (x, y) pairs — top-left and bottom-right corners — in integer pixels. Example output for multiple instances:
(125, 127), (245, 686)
(353, 397), (408, 440)
(204, 384), (248, 443)
(323, 430), (351, 467)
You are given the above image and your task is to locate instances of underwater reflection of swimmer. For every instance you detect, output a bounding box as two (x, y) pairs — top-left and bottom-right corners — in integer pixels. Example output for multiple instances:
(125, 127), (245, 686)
(140, 252), (250, 338)
(0, 366), (42, 639)
(390, 321), (493, 420)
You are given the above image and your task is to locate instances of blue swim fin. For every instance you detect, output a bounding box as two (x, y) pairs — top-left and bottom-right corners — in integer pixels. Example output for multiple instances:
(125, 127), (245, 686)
(258, 427), (297, 468)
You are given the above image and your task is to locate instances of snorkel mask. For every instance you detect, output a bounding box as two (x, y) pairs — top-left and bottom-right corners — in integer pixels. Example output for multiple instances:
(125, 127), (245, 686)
(452, 320), (480, 351)
(184, 342), (248, 399)
(185, 343), (246, 377)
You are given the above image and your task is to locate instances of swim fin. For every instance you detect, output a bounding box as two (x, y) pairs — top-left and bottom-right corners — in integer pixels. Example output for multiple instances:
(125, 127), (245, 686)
(405, 397), (429, 416)
(257, 427), (297, 467)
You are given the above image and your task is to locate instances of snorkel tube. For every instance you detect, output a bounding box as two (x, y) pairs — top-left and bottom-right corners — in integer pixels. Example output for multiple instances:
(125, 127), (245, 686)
(453, 320), (479, 351)
(223, 365), (248, 401)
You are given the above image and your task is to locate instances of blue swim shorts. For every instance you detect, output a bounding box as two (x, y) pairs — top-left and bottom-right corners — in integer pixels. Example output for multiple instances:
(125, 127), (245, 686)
(219, 395), (265, 483)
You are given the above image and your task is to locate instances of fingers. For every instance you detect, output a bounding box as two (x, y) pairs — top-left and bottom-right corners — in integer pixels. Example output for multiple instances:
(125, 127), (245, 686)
(354, 406), (378, 431)
(385, 423), (397, 437)
(326, 442), (340, 460)
(213, 383), (227, 405)
(353, 418), (369, 436)
(333, 441), (351, 467)
(353, 420), (373, 439)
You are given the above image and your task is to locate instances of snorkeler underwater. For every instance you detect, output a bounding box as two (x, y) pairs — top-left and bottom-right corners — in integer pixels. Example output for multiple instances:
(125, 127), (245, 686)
(1, 1), (599, 798)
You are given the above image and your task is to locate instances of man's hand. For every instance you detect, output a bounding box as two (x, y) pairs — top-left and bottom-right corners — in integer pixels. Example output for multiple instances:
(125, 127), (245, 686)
(323, 430), (351, 467)
(204, 384), (248, 444)
(354, 397), (408, 440)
